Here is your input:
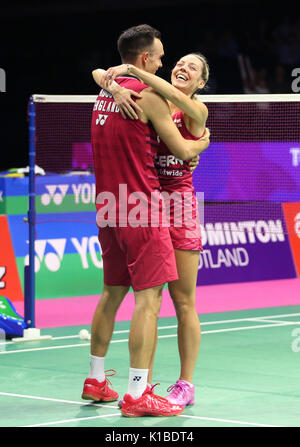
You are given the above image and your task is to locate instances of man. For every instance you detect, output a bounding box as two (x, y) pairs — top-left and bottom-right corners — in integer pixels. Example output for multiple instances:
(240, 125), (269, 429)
(81, 24), (209, 417)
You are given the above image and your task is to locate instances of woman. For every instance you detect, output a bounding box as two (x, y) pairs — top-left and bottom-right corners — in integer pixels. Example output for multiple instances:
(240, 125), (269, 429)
(93, 53), (209, 406)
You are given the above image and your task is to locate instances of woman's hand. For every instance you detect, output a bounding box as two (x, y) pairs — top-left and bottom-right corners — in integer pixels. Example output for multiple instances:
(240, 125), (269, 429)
(113, 87), (143, 120)
(103, 64), (130, 85)
(189, 155), (200, 173)
(189, 127), (210, 172)
(101, 65), (142, 119)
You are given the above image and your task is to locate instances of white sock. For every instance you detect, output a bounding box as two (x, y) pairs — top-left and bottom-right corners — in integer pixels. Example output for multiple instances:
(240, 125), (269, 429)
(89, 355), (105, 382)
(127, 368), (149, 399)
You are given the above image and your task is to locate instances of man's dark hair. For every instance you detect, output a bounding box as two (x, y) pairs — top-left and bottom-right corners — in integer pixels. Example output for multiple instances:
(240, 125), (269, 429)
(117, 24), (161, 63)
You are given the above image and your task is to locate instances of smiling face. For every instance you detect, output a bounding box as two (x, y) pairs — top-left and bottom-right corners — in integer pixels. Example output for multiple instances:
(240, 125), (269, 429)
(171, 54), (207, 96)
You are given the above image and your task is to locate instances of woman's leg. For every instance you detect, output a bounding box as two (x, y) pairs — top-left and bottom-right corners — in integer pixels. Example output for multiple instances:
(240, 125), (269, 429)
(168, 249), (201, 384)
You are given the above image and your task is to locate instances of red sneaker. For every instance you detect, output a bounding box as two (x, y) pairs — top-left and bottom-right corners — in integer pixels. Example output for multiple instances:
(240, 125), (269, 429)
(81, 370), (119, 402)
(118, 384), (151, 408)
(121, 384), (184, 417)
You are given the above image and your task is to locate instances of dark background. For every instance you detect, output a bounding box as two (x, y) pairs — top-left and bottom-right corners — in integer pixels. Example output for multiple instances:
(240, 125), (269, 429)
(1, 0), (299, 171)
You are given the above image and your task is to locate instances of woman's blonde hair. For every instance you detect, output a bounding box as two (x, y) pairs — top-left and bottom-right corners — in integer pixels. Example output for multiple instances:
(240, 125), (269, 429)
(192, 53), (209, 82)
(184, 53), (210, 96)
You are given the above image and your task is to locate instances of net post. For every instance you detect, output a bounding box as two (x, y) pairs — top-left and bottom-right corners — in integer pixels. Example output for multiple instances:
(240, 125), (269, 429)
(25, 97), (36, 328)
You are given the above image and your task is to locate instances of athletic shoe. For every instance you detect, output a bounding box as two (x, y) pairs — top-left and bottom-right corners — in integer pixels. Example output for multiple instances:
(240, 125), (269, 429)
(81, 369), (119, 402)
(121, 383), (184, 417)
(118, 384), (151, 408)
(166, 379), (195, 406)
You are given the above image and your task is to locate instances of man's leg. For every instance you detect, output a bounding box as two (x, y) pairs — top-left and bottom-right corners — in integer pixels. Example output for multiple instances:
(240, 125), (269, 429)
(130, 285), (162, 364)
(121, 283), (184, 417)
(91, 284), (129, 357)
(146, 288), (163, 385)
(124, 285), (162, 399)
(82, 284), (129, 402)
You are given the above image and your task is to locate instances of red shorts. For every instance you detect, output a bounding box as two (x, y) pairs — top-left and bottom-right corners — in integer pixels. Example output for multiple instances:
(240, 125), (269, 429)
(163, 189), (203, 251)
(98, 226), (178, 291)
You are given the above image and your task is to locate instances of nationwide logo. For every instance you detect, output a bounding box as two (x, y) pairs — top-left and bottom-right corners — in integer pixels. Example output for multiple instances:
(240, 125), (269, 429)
(24, 236), (103, 272)
(155, 154), (184, 168)
(41, 183), (96, 206)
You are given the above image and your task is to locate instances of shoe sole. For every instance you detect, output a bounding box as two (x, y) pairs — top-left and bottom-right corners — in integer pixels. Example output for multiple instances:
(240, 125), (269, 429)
(81, 385), (118, 402)
(186, 400), (195, 406)
(167, 398), (195, 406)
(81, 392), (118, 402)
(81, 393), (118, 402)
(121, 409), (183, 417)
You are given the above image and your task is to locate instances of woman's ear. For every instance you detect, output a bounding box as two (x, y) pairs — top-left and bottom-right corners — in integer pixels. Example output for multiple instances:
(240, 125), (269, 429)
(198, 79), (206, 90)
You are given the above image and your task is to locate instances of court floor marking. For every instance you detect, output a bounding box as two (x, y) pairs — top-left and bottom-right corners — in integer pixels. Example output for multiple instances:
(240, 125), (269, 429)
(250, 318), (300, 324)
(1, 320), (299, 355)
(0, 392), (279, 427)
(1, 311), (299, 348)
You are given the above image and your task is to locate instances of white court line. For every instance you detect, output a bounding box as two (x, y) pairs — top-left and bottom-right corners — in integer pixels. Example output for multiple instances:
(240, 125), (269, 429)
(1, 311), (300, 347)
(0, 391), (118, 410)
(24, 413), (279, 428)
(251, 312), (300, 320)
(24, 414), (121, 427)
(177, 414), (278, 427)
(1, 311), (299, 352)
(158, 321), (298, 337)
(1, 321), (298, 355)
(250, 318), (300, 325)
(47, 312), (300, 341)
(0, 392), (279, 427)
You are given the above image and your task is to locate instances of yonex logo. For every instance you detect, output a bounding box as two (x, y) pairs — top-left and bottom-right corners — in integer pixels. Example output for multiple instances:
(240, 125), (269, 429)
(41, 185), (69, 206)
(133, 376), (142, 382)
(41, 183), (96, 206)
(24, 236), (103, 272)
(96, 114), (108, 126)
(24, 238), (66, 273)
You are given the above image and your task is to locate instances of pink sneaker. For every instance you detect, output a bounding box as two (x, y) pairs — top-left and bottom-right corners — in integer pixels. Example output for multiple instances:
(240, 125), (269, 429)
(166, 380), (195, 406)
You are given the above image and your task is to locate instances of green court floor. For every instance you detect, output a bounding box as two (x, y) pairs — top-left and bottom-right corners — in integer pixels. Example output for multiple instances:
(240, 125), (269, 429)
(1, 305), (300, 427)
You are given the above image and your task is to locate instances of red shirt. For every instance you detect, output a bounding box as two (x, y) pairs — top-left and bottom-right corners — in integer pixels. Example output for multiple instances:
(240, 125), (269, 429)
(91, 76), (161, 226)
(156, 109), (203, 191)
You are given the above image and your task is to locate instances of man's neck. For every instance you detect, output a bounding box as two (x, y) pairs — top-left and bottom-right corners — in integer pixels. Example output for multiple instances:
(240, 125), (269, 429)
(123, 60), (144, 82)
